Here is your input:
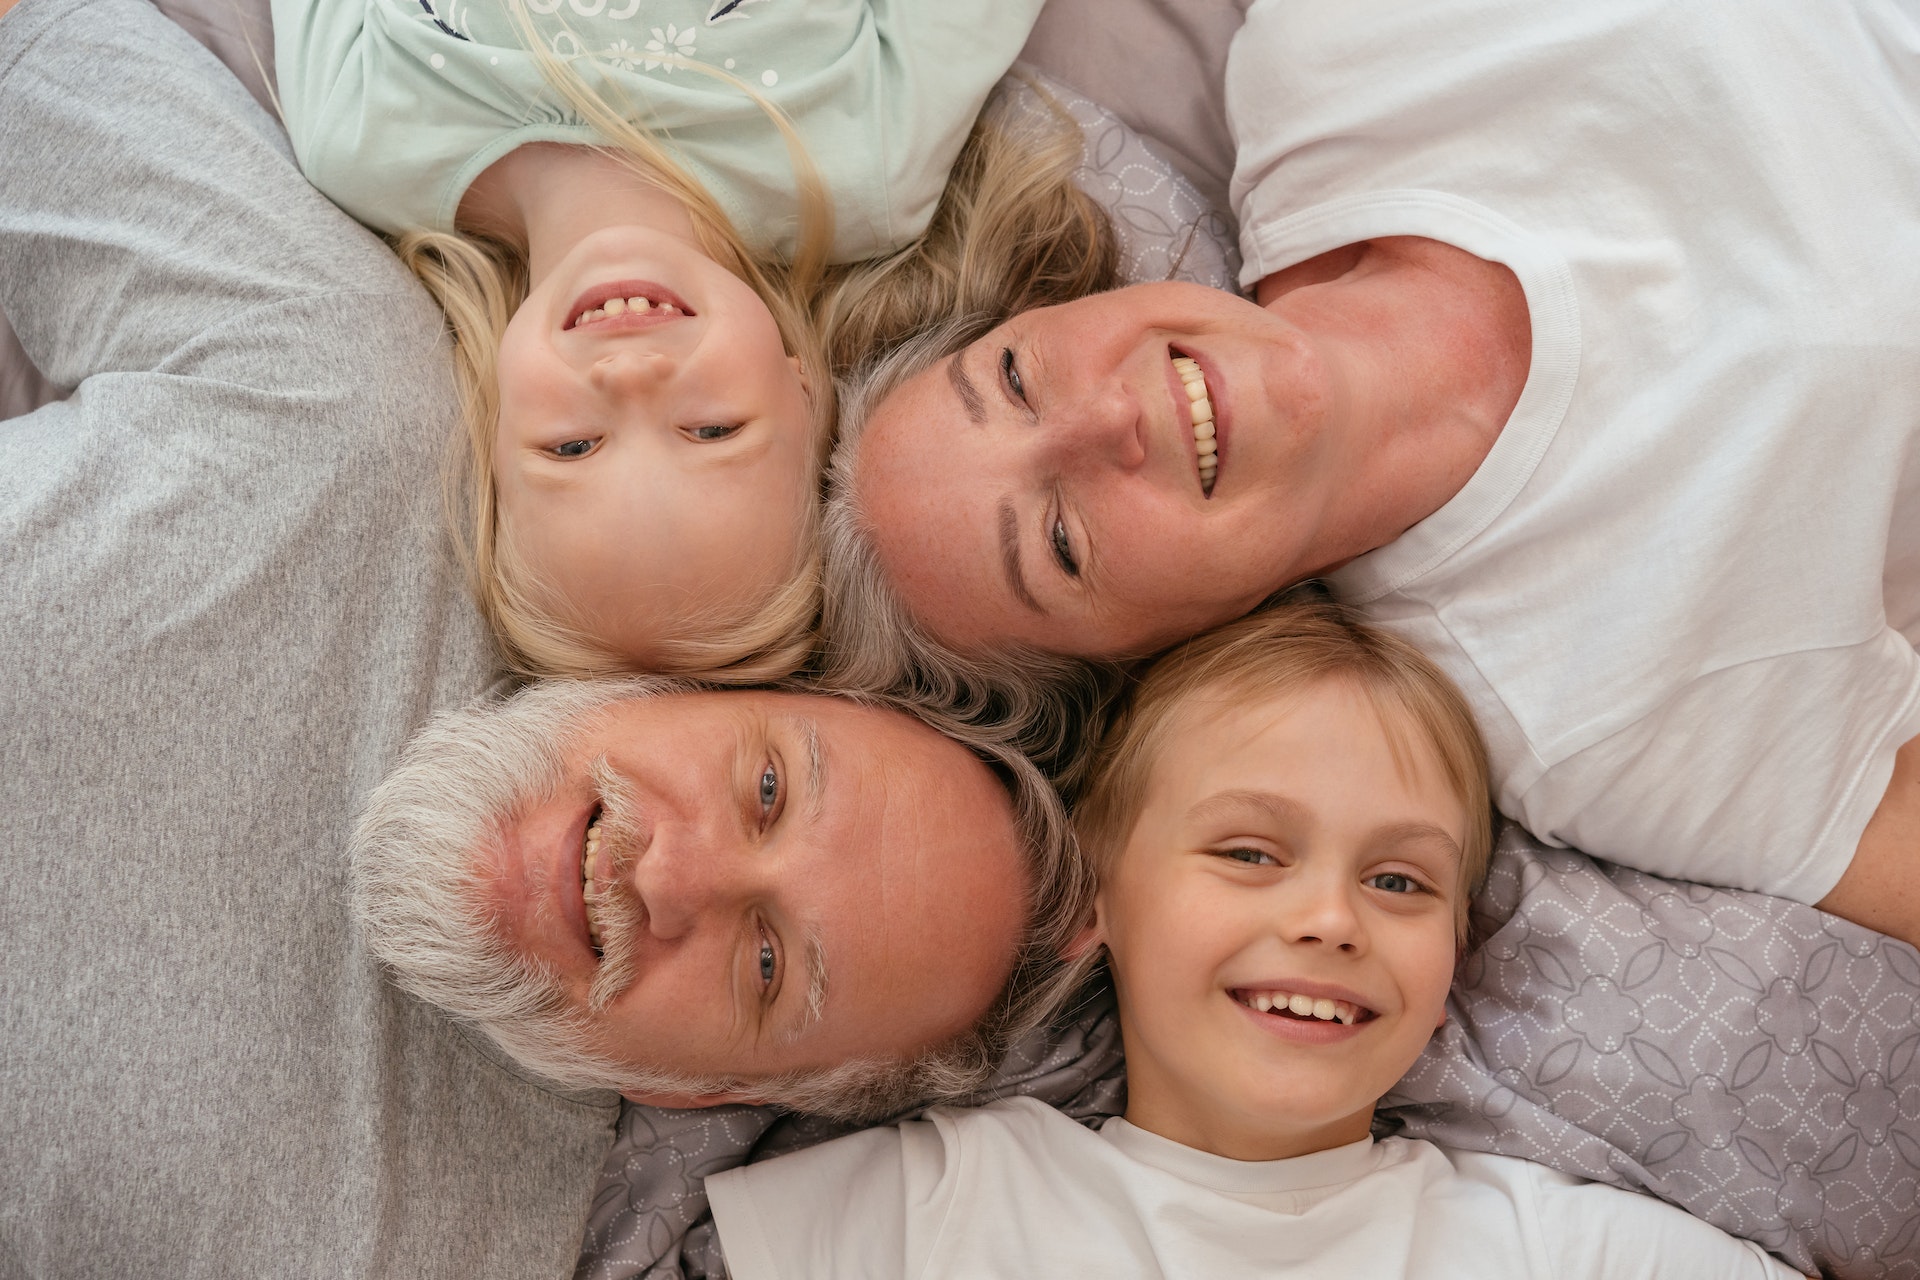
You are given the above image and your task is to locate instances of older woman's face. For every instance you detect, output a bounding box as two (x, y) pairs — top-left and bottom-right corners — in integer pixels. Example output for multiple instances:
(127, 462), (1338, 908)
(854, 282), (1344, 659)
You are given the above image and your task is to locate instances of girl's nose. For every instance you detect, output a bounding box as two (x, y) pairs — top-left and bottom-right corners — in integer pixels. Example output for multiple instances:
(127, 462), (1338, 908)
(592, 348), (676, 396)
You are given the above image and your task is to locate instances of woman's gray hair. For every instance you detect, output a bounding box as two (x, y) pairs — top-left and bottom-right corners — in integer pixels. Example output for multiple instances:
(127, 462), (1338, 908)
(820, 314), (1126, 796)
(350, 673), (1095, 1124)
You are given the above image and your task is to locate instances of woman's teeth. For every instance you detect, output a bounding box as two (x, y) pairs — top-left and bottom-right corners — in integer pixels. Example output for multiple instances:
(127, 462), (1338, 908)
(1237, 989), (1364, 1025)
(1173, 355), (1217, 495)
(582, 813), (605, 949)
(570, 294), (680, 329)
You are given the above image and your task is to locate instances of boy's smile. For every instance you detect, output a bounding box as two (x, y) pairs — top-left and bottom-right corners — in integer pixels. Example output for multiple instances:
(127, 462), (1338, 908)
(1093, 677), (1468, 1163)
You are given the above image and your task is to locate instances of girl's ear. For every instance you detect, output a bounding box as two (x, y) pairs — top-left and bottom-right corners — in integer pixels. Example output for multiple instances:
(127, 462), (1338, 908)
(1061, 892), (1109, 961)
(621, 1088), (762, 1109)
(787, 354), (813, 400)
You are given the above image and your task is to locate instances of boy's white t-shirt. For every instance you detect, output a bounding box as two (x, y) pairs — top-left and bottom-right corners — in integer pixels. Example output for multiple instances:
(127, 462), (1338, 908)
(706, 1096), (1796, 1279)
(1225, 0), (1920, 902)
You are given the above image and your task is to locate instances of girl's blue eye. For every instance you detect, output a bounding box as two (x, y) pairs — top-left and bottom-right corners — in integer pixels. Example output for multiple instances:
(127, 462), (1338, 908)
(1221, 847), (1274, 866)
(550, 438), (596, 458)
(758, 938), (776, 988)
(1369, 873), (1419, 894)
(689, 423), (743, 442)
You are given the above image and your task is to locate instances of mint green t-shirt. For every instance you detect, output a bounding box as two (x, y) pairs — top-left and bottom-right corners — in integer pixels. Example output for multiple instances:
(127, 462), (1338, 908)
(272, 0), (1043, 263)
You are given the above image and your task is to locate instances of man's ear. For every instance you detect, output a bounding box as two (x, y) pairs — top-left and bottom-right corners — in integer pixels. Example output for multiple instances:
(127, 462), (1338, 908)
(621, 1089), (763, 1109)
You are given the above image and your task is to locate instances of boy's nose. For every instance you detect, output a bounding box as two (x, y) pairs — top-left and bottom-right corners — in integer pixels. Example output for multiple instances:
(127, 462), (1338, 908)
(1282, 878), (1366, 954)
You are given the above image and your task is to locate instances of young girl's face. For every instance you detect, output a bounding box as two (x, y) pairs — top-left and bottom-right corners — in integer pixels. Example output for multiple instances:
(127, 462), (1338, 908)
(1093, 678), (1467, 1162)
(491, 225), (815, 666)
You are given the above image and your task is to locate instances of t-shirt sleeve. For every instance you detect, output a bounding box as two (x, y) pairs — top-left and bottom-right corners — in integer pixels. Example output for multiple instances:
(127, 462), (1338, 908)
(1527, 1166), (1804, 1280)
(865, 0), (1048, 246)
(1507, 632), (1920, 905)
(0, 0), (414, 386)
(707, 1122), (940, 1280)
(270, 0), (486, 235)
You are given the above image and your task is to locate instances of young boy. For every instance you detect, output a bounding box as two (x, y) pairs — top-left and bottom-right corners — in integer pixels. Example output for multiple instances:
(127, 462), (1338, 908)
(705, 598), (1804, 1278)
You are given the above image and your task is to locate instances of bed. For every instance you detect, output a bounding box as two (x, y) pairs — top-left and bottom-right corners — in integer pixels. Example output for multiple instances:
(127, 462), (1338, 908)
(2, 1), (1914, 1277)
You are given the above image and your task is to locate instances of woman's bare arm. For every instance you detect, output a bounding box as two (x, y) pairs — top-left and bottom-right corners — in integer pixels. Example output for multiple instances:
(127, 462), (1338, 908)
(1818, 732), (1920, 950)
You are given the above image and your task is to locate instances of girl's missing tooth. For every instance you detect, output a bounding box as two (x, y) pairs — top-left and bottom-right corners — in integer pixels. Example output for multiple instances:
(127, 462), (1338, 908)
(702, 598), (1802, 1279)
(270, 0), (1053, 678)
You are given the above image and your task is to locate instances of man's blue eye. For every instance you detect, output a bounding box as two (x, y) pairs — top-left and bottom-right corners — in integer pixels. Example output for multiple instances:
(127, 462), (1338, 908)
(759, 763), (779, 811)
(758, 939), (776, 987)
(1000, 347), (1025, 400)
(550, 438), (595, 458)
(1369, 873), (1418, 894)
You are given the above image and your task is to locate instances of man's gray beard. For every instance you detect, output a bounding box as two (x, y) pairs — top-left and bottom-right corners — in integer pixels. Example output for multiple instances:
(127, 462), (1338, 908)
(583, 754), (648, 1015)
(347, 676), (736, 1097)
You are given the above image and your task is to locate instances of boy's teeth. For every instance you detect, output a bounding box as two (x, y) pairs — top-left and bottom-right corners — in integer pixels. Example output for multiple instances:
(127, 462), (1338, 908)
(1240, 989), (1363, 1024)
(1172, 355), (1217, 493)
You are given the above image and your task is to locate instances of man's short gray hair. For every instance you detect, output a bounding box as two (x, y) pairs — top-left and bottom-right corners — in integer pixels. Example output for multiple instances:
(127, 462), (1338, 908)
(820, 315), (1125, 796)
(349, 676), (1092, 1122)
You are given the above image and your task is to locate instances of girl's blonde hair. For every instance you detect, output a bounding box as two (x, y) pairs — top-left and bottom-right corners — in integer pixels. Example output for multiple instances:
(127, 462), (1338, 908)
(394, 30), (835, 682)
(399, 54), (1121, 685)
(1074, 587), (1496, 948)
(812, 75), (1122, 373)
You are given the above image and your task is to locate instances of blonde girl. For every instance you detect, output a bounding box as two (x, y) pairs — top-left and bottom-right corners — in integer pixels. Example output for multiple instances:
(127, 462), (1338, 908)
(270, 0), (1109, 679)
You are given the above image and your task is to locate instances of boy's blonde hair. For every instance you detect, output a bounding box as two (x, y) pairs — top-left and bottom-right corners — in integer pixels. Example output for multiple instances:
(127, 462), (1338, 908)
(1074, 589), (1496, 939)
(393, 34), (835, 682)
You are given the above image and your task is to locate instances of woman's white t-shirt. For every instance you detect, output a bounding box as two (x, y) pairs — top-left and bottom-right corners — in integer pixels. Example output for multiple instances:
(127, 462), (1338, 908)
(1226, 0), (1920, 901)
(706, 1097), (1797, 1279)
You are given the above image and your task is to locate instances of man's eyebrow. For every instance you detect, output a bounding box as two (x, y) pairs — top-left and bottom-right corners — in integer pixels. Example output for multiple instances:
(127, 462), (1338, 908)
(792, 714), (825, 821)
(998, 499), (1047, 615)
(946, 351), (986, 425)
(776, 927), (829, 1043)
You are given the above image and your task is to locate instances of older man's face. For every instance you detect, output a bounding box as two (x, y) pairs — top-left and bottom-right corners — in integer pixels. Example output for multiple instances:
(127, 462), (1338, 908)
(484, 691), (1028, 1102)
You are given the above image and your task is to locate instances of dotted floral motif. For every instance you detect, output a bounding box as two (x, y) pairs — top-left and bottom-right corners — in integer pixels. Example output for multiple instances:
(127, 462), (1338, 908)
(643, 24), (696, 72)
(1386, 826), (1920, 1278)
(992, 72), (1240, 293)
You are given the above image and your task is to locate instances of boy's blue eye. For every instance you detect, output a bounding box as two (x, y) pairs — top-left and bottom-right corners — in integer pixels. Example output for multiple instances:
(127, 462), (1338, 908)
(1221, 847), (1274, 866)
(1368, 873), (1420, 894)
